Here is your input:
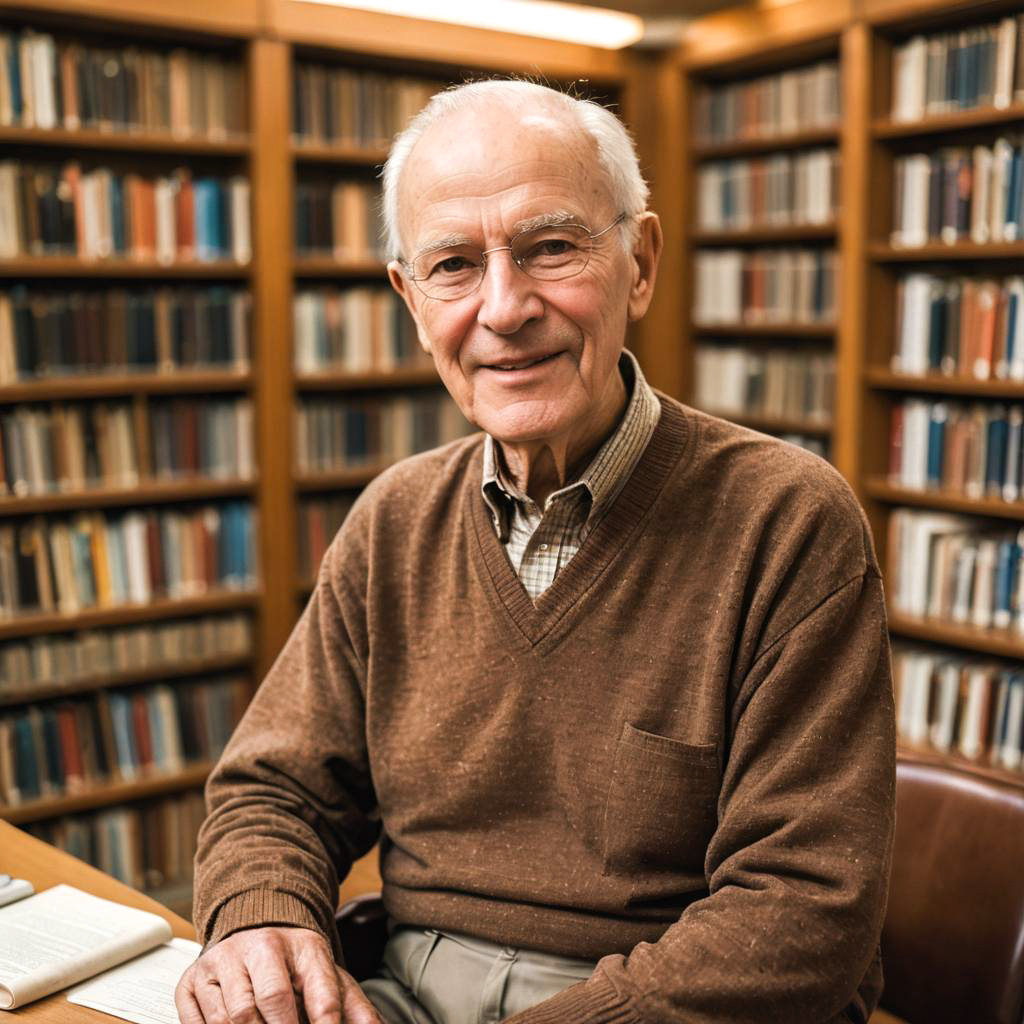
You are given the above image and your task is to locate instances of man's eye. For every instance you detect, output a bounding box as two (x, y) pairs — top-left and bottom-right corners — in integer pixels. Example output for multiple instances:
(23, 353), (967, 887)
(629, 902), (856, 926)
(535, 238), (574, 256)
(430, 256), (474, 276)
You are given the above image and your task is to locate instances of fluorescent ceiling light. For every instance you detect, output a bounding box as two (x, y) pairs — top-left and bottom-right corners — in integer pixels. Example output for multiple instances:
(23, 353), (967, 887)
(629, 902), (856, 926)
(300, 0), (644, 49)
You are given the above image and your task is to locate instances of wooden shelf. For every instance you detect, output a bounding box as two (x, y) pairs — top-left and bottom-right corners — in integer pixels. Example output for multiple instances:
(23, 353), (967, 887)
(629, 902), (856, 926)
(864, 477), (1024, 519)
(874, 104), (1024, 140)
(294, 465), (392, 491)
(0, 652), (253, 707)
(0, 125), (250, 155)
(291, 141), (389, 165)
(692, 127), (839, 160)
(0, 258), (250, 278)
(0, 371), (252, 401)
(701, 408), (833, 436)
(693, 224), (837, 244)
(0, 762), (215, 826)
(887, 611), (1024, 660)
(694, 322), (837, 338)
(865, 368), (1024, 398)
(870, 241), (1024, 262)
(293, 257), (389, 278)
(295, 367), (439, 390)
(0, 590), (261, 641)
(0, 478), (257, 516)
(898, 743), (1024, 791)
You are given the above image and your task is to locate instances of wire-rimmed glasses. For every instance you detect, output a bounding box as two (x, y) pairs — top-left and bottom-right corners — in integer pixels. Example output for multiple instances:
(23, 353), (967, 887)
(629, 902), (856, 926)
(401, 212), (628, 302)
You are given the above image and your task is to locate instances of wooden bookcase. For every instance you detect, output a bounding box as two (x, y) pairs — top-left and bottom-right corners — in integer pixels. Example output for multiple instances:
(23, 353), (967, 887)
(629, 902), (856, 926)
(0, 0), (634, 915)
(670, 0), (1024, 790)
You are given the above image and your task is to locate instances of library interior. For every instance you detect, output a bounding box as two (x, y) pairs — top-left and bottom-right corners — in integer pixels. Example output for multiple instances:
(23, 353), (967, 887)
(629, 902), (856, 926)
(2, 0), (1024, 1022)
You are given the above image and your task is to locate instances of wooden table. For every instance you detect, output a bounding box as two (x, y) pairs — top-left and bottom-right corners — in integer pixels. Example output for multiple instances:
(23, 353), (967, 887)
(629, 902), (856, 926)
(1, 819), (194, 1023)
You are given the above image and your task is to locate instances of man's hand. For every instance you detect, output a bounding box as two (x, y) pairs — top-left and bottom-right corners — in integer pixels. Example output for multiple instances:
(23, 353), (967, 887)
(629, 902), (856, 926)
(175, 926), (381, 1024)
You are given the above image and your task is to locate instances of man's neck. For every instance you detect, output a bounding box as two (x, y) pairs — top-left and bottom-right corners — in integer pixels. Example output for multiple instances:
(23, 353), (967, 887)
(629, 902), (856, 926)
(497, 367), (628, 507)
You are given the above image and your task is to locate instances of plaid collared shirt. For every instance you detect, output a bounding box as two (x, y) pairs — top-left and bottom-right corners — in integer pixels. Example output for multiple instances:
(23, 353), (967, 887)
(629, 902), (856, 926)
(480, 349), (661, 600)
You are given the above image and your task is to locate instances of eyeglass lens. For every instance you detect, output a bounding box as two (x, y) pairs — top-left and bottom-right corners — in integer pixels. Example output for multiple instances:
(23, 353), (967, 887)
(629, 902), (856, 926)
(411, 223), (594, 301)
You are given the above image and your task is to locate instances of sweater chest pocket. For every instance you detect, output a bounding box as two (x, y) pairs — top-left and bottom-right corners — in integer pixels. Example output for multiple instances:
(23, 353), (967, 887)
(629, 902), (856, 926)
(601, 722), (720, 879)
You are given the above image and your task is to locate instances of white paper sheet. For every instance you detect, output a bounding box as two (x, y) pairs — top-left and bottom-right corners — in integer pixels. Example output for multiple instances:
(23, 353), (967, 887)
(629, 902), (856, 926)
(68, 938), (201, 1024)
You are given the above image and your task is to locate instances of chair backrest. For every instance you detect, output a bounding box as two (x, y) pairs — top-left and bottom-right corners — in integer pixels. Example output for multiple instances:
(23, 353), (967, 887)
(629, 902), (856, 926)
(880, 755), (1024, 1024)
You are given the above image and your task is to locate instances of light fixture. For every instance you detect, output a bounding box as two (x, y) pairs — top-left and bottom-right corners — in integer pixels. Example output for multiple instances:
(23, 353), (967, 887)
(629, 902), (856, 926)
(299, 0), (645, 50)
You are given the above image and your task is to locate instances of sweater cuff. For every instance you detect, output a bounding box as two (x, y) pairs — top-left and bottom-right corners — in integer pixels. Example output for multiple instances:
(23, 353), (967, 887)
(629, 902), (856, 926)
(204, 888), (328, 950)
(501, 972), (642, 1024)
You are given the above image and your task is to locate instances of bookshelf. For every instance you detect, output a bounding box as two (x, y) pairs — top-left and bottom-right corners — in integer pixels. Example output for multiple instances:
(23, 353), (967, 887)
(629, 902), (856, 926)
(669, 3), (850, 465)
(0, 0), (635, 916)
(670, 0), (1024, 789)
(0, 1), (255, 921)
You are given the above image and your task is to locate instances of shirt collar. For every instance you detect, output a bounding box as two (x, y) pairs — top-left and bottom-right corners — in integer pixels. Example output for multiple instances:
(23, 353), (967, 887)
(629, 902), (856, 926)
(480, 349), (660, 539)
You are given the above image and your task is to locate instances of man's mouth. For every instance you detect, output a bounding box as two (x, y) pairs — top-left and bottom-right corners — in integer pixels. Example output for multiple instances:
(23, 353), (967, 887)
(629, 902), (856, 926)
(488, 352), (561, 371)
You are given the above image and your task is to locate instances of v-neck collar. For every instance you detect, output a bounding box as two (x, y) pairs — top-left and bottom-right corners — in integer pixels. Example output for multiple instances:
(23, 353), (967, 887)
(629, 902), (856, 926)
(469, 395), (694, 648)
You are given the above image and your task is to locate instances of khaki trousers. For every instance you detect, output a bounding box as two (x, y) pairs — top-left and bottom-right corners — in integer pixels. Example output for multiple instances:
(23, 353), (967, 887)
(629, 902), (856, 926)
(361, 926), (597, 1024)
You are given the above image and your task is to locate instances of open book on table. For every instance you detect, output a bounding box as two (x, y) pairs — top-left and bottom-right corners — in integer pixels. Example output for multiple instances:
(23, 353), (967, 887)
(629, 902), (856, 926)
(0, 879), (200, 1021)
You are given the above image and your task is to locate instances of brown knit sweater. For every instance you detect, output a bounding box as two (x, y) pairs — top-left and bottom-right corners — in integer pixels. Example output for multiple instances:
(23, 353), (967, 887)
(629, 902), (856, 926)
(194, 394), (896, 1024)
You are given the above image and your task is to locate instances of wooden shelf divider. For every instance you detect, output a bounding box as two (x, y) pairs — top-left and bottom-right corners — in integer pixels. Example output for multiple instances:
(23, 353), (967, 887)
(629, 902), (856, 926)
(692, 127), (840, 159)
(0, 762), (216, 826)
(0, 125), (250, 154)
(864, 369), (1024, 398)
(0, 372), (251, 402)
(864, 478), (1024, 519)
(0, 478), (258, 516)
(0, 591), (261, 642)
(0, 653), (254, 707)
(692, 224), (837, 245)
(0, 259), (251, 279)
(873, 104), (1024, 140)
(294, 367), (438, 391)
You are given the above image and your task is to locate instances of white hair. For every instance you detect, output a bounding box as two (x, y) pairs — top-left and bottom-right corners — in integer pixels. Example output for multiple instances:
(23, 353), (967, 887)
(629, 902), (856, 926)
(381, 79), (649, 260)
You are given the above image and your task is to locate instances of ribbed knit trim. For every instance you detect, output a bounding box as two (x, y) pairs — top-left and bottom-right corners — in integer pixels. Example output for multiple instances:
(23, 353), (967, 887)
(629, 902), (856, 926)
(501, 972), (642, 1024)
(205, 887), (326, 949)
(470, 394), (695, 647)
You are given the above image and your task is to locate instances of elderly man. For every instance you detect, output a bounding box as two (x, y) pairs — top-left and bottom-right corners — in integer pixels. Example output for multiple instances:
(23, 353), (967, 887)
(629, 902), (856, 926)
(177, 80), (895, 1024)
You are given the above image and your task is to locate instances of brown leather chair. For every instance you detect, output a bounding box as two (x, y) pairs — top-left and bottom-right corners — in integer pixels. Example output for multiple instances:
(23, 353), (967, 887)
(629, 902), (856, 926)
(871, 753), (1024, 1024)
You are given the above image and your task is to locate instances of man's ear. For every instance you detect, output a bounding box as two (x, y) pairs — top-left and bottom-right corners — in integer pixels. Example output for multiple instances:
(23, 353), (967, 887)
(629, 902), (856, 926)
(387, 259), (432, 355)
(626, 213), (663, 323)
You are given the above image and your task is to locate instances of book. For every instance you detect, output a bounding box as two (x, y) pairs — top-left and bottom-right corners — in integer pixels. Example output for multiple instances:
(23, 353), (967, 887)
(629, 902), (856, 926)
(0, 882), (190, 1009)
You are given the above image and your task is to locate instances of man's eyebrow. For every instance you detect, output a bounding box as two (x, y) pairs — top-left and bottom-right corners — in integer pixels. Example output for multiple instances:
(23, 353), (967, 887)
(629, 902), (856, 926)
(512, 211), (585, 233)
(412, 234), (475, 260)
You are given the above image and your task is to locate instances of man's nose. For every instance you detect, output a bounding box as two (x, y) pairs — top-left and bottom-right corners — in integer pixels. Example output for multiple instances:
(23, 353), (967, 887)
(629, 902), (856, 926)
(476, 250), (544, 335)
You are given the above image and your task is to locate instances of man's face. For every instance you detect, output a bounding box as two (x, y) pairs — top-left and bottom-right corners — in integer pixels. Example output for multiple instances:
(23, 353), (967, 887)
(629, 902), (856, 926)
(388, 102), (657, 449)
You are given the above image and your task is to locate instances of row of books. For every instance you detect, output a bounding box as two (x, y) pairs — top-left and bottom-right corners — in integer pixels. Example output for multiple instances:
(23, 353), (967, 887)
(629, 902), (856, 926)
(892, 16), (1024, 123)
(892, 274), (1024, 380)
(0, 287), (250, 384)
(0, 30), (245, 139)
(0, 675), (247, 805)
(888, 507), (1024, 632)
(694, 248), (837, 325)
(0, 501), (257, 616)
(696, 149), (839, 231)
(292, 64), (438, 148)
(297, 495), (354, 581)
(893, 645), (1024, 771)
(890, 399), (1024, 501)
(0, 398), (255, 497)
(694, 345), (834, 424)
(0, 162), (251, 262)
(26, 790), (207, 896)
(892, 139), (1024, 248)
(294, 179), (384, 261)
(0, 613), (252, 693)
(296, 394), (470, 472)
(694, 60), (840, 145)
(293, 287), (424, 374)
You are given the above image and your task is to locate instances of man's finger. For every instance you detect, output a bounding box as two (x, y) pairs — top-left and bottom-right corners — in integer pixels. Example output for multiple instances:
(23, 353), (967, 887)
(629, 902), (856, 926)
(336, 968), (382, 1024)
(192, 970), (232, 1024)
(174, 969), (207, 1024)
(291, 939), (342, 1024)
(244, 940), (301, 1024)
(215, 955), (262, 1024)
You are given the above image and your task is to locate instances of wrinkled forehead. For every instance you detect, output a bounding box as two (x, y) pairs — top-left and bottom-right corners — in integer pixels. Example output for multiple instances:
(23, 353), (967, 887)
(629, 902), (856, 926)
(396, 101), (614, 251)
